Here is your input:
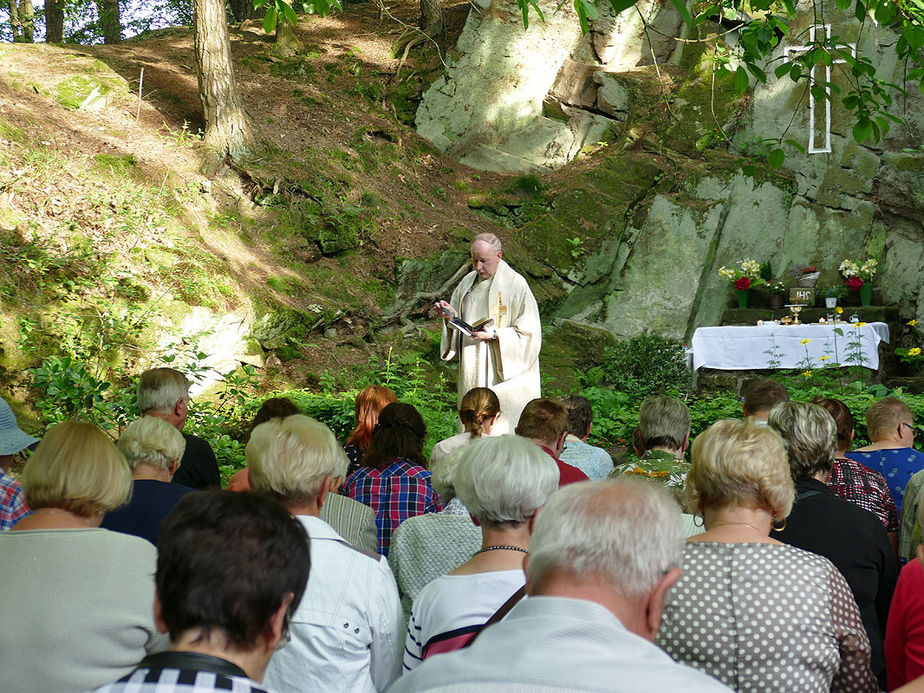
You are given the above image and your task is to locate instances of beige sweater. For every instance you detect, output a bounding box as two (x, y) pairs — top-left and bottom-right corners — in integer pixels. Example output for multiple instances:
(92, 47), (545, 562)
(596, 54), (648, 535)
(0, 528), (167, 693)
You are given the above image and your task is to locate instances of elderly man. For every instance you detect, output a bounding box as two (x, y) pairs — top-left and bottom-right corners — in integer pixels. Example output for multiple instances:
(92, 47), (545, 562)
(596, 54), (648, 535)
(90, 491), (309, 693)
(138, 367), (220, 489)
(611, 396), (690, 505)
(516, 398), (589, 486)
(390, 479), (731, 692)
(247, 414), (403, 692)
(559, 395), (614, 480)
(435, 233), (541, 435)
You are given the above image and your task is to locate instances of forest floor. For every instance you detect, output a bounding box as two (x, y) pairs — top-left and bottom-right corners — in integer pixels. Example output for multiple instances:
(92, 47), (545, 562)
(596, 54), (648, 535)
(0, 0), (536, 398)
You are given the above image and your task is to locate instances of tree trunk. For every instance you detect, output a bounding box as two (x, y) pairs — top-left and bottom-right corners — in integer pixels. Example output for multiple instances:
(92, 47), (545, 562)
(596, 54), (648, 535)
(19, 0), (33, 41)
(275, 13), (301, 56)
(419, 0), (443, 38)
(194, 0), (255, 161)
(8, 0), (22, 42)
(228, 0), (253, 22)
(94, 0), (121, 43)
(45, 0), (64, 43)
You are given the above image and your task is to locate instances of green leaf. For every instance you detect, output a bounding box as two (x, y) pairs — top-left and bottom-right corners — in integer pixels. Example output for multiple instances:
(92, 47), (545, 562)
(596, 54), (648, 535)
(742, 164), (757, 177)
(835, 0), (850, 8)
(873, 0), (895, 23)
(669, 0), (693, 26)
(748, 64), (767, 82)
(733, 65), (750, 93)
(774, 62), (792, 79)
(855, 0), (866, 21)
(853, 118), (874, 143)
(905, 25), (924, 49)
(784, 138), (806, 154)
(263, 5), (278, 34)
(606, 0), (639, 13)
(281, 0), (298, 24)
(768, 148), (785, 168)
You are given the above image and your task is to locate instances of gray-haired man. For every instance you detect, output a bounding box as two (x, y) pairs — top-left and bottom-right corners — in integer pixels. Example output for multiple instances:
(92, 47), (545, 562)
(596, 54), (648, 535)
(389, 479), (731, 692)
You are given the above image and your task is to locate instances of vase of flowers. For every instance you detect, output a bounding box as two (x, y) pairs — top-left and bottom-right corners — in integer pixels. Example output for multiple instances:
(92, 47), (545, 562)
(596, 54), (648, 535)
(839, 258), (878, 306)
(796, 264), (821, 288)
(719, 259), (764, 309)
(820, 285), (847, 309)
(766, 281), (787, 309)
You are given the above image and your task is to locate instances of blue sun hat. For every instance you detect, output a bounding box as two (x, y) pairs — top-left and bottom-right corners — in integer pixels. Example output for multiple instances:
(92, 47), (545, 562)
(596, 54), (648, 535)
(0, 397), (40, 456)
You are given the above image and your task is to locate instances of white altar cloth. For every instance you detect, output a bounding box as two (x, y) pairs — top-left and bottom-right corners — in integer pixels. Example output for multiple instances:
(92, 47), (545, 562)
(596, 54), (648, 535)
(691, 322), (890, 371)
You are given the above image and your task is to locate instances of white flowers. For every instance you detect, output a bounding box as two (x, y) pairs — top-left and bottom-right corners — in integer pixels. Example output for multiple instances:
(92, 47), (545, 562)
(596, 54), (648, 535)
(840, 258), (878, 281)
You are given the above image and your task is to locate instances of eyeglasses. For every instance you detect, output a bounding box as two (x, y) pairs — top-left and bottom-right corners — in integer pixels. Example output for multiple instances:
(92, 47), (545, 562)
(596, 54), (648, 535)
(901, 422), (916, 437)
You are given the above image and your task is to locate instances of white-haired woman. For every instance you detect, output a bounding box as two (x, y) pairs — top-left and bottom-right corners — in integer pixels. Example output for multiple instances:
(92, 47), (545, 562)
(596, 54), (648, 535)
(402, 434), (559, 672)
(101, 416), (191, 545)
(0, 421), (165, 693)
(657, 419), (877, 692)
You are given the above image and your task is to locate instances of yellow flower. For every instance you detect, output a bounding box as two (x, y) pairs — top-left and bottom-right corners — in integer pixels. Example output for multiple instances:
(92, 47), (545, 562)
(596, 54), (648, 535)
(800, 338), (811, 345)
(909, 320), (918, 327)
(802, 370), (813, 377)
(819, 355), (831, 361)
(836, 307), (844, 314)
(855, 321), (867, 327)
(910, 347), (922, 357)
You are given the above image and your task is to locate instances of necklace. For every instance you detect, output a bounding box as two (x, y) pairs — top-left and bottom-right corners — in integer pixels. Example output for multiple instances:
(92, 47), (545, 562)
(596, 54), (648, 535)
(709, 521), (765, 533)
(473, 545), (528, 556)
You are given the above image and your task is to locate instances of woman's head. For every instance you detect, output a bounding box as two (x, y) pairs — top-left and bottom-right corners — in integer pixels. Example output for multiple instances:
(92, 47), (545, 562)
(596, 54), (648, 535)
(363, 402), (427, 469)
(23, 421), (132, 518)
(346, 386), (398, 450)
(117, 416), (186, 473)
(810, 397), (854, 452)
(459, 387), (500, 438)
(249, 398), (300, 432)
(453, 435), (559, 528)
(768, 401), (838, 480)
(687, 419), (794, 521)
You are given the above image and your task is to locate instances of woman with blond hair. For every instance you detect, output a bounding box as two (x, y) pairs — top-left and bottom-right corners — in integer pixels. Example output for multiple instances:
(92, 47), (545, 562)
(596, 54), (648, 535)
(0, 421), (165, 693)
(430, 387), (500, 469)
(657, 418), (877, 692)
(344, 385), (398, 477)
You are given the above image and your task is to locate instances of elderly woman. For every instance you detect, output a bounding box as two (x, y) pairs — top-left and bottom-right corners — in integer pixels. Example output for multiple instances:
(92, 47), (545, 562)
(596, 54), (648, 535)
(343, 402), (441, 556)
(101, 416), (191, 544)
(403, 435), (559, 671)
(771, 401), (898, 689)
(430, 387), (500, 469)
(0, 421), (165, 693)
(657, 419), (877, 692)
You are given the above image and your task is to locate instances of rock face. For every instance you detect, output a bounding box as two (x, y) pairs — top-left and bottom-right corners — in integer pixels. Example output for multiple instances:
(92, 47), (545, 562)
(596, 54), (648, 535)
(410, 1), (924, 342)
(416, 0), (682, 172)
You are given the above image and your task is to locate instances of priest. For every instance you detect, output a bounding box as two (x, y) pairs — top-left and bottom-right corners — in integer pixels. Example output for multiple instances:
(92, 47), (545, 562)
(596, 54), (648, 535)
(435, 233), (541, 435)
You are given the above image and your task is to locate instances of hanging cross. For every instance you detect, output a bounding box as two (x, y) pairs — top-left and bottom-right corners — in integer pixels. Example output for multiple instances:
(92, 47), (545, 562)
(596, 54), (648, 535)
(784, 24), (857, 154)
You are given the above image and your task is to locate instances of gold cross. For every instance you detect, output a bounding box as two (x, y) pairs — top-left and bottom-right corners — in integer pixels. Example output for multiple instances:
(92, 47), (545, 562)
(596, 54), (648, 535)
(491, 291), (508, 329)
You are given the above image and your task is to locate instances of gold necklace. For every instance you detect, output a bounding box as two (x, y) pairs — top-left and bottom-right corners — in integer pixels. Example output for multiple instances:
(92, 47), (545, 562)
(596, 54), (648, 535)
(709, 520), (765, 533)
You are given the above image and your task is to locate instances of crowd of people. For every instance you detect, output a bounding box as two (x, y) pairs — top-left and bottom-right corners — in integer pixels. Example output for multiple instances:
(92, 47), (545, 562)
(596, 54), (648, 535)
(3, 367), (924, 692)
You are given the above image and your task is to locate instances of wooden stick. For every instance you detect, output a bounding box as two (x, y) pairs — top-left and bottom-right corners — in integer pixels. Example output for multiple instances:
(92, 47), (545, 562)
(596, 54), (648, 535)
(136, 67), (144, 122)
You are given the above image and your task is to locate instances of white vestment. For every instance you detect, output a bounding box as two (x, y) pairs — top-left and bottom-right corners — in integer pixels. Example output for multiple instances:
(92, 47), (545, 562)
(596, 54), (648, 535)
(440, 259), (541, 435)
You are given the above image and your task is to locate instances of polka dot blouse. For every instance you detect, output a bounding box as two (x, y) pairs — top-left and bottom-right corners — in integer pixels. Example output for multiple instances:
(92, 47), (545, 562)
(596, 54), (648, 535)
(657, 542), (877, 692)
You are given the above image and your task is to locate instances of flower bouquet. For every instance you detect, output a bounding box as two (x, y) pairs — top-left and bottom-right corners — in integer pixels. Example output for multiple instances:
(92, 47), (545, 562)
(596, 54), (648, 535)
(718, 259), (764, 308)
(839, 258), (877, 306)
(765, 280), (788, 309)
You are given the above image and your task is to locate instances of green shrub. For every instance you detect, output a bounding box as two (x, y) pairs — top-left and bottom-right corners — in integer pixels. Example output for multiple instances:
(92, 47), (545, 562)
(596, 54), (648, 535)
(589, 335), (690, 397)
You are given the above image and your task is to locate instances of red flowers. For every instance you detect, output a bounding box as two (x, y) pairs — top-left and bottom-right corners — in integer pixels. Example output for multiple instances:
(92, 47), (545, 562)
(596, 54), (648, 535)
(734, 277), (751, 291)
(847, 277), (864, 291)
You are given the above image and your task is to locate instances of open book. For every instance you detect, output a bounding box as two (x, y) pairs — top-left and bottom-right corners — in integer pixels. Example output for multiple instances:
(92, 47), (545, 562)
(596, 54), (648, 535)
(448, 316), (494, 337)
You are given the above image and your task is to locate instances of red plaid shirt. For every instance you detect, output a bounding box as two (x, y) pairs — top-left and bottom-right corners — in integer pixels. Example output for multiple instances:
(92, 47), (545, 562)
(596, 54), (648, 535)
(343, 458), (441, 556)
(828, 457), (899, 532)
(0, 471), (30, 530)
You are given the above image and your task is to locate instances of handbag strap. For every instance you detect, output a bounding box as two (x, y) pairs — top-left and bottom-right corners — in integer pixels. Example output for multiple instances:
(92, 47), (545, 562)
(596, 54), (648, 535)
(464, 585), (527, 648)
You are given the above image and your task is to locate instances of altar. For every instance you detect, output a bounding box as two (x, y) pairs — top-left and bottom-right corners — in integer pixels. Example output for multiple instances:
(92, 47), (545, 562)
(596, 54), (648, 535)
(690, 322), (890, 371)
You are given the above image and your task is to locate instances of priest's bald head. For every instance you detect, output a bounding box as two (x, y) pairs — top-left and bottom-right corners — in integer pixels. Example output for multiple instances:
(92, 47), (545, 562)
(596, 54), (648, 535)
(471, 233), (502, 280)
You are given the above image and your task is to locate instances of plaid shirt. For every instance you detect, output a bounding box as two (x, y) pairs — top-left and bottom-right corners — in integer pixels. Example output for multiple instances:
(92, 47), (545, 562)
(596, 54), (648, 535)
(343, 459), (442, 557)
(828, 457), (899, 532)
(0, 470), (30, 530)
